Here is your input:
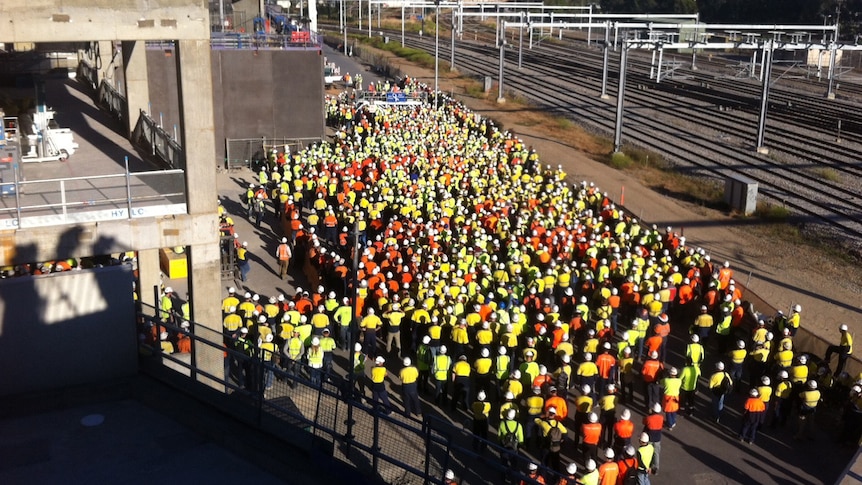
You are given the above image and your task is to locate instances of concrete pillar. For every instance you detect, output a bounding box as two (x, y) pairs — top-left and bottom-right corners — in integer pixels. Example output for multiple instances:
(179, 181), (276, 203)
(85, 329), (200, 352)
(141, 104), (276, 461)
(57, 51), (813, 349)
(137, 248), (161, 316)
(121, 40), (150, 136)
(175, 38), (221, 389)
(96, 40), (116, 87)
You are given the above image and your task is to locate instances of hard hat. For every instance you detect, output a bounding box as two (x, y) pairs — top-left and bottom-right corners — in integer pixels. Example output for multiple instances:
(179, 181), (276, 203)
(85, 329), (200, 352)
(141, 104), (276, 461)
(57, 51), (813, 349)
(481, 348), (490, 358)
(621, 409), (631, 420)
(840, 324), (849, 332)
(311, 337), (320, 346)
(228, 287), (236, 293)
(691, 334), (700, 343)
(737, 340), (746, 349)
(478, 391), (486, 401)
(761, 376), (771, 386)
(548, 406), (557, 415)
(164, 286), (173, 293)
(562, 354), (571, 363)
(668, 367), (678, 376)
(640, 432), (650, 443)
(589, 412), (598, 423)
(160, 331), (169, 340)
(281, 237), (287, 243)
(265, 333), (274, 342)
(229, 305), (237, 313)
(652, 403), (661, 414)
(584, 352), (593, 362)
(240, 327), (248, 334)
(445, 470), (454, 480)
(716, 361), (725, 371)
(607, 383), (616, 393)
(549, 386), (558, 394)
(603, 342), (611, 350)
(585, 459), (596, 472)
(506, 408), (517, 420)
(505, 391), (515, 400)
(794, 304), (801, 312)
(625, 445), (636, 457)
(807, 380), (817, 390)
(582, 384), (591, 394)
(422, 335), (431, 344)
(355, 343), (363, 351)
(259, 315), (267, 323)
(749, 388), (759, 397)
(439, 345), (447, 354)
(566, 463), (577, 475)
(499, 346), (507, 355)
(649, 351), (658, 359)
(403, 357), (412, 366)
(605, 448), (615, 460)
(528, 463), (538, 471)
(375, 356), (385, 365)
(783, 341), (792, 350)
(778, 370), (789, 379)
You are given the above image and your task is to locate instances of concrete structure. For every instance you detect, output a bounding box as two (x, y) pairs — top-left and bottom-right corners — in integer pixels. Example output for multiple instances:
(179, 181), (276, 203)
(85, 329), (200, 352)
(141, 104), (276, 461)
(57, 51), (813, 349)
(0, 1), (222, 389)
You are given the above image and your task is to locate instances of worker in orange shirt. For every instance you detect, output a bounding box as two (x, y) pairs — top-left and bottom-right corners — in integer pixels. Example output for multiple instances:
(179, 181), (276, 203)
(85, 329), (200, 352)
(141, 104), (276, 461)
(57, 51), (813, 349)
(581, 412), (603, 464)
(544, 386), (568, 420)
(612, 408), (634, 457)
(641, 351), (664, 409)
(597, 448), (619, 485)
(739, 388), (766, 444)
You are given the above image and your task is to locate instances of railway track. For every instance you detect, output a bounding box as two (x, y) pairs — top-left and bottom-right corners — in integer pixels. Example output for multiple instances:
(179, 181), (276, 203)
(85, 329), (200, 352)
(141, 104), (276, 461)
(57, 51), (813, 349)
(333, 25), (862, 244)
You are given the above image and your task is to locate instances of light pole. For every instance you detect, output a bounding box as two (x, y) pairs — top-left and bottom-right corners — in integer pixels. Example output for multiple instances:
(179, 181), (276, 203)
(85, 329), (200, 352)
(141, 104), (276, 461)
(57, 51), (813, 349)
(434, 0), (440, 109)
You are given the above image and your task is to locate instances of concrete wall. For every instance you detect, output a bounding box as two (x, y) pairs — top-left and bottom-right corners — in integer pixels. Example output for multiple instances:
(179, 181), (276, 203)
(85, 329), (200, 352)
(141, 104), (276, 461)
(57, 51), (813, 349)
(147, 47), (325, 161)
(0, 1), (210, 43)
(0, 265), (137, 396)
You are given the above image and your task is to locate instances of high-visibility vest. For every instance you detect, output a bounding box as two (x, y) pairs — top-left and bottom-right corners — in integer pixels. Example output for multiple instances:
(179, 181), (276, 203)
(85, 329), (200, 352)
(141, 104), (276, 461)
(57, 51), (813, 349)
(801, 390), (821, 409)
(307, 348), (324, 368)
(277, 244), (291, 261)
(638, 444), (655, 470)
(433, 355), (451, 381)
(260, 342), (277, 361)
(285, 338), (303, 360)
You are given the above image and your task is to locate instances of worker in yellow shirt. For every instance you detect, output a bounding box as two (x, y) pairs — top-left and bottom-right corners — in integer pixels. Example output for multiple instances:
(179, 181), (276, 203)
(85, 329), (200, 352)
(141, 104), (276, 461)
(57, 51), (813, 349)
(361, 308), (382, 357)
(400, 357), (422, 417)
(471, 391), (491, 452)
(223, 306), (242, 334)
(825, 324), (854, 375)
(451, 355), (472, 411)
(371, 356), (392, 414)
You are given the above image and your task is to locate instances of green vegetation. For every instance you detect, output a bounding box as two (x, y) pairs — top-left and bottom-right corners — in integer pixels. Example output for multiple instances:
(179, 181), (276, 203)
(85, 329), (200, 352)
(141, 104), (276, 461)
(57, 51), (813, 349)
(755, 202), (792, 221)
(812, 167), (840, 182)
(353, 35), (448, 71)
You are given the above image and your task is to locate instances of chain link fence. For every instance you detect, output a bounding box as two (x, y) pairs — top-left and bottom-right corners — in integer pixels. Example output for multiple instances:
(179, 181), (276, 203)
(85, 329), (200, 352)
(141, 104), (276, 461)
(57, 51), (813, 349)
(224, 137), (321, 171)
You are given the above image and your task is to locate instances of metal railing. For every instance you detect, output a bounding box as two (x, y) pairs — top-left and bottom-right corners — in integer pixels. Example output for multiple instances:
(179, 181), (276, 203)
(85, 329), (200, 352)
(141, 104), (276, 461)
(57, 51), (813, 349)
(0, 164), (186, 229)
(131, 110), (185, 170)
(76, 60), (98, 91)
(210, 31), (322, 50)
(137, 303), (552, 485)
(224, 137), (321, 170)
(97, 80), (126, 124)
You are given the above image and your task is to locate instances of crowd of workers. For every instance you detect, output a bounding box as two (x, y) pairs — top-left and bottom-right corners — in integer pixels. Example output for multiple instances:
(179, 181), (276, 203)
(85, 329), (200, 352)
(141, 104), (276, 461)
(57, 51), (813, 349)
(151, 79), (862, 484)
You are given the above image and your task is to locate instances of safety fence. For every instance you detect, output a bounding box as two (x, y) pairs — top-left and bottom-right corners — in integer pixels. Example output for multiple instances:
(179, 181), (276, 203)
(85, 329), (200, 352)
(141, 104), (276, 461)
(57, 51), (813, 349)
(0, 165), (186, 229)
(76, 61), (98, 92)
(131, 110), (184, 170)
(224, 137), (321, 170)
(96, 79), (127, 124)
(137, 303), (554, 485)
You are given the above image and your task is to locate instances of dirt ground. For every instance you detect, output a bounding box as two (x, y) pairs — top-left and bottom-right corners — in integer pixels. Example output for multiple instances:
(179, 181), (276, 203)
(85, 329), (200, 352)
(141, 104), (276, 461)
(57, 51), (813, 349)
(341, 47), (862, 370)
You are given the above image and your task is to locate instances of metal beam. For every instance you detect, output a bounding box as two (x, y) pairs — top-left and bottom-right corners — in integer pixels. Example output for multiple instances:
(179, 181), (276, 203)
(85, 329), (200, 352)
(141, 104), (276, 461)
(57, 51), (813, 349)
(613, 46), (628, 153)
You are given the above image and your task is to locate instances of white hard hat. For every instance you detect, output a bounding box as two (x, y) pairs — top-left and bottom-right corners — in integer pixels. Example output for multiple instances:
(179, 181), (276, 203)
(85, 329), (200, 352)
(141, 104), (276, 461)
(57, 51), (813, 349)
(716, 361), (725, 370)
(506, 408), (517, 420)
(403, 357), (412, 366)
(265, 333), (274, 342)
(605, 448), (615, 460)
(621, 409), (631, 420)
(445, 469), (454, 480)
(164, 287), (173, 293)
(354, 343), (363, 351)
(528, 463), (538, 471)
(640, 432), (650, 443)
(478, 391), (487, 401)
(652, 402), (661, 414)
(582, 384), (591, 394)
(160, 331), (169, 340)
(311, 337), (320, 346)
(807, 380), (818, 390)
(589, 412), (598, 423)
(585, 459), (596, 472)
(566, 462), (577, 474)
(282, 237), (287, 243)
(422, 335), (431, 344)
(840, 324), (849, 332)
(375, 356), (385, 365)
(737, 340), (746, 349)
(481, 348), (490, 358)
(548, 406), (557, 415)
(794, 304), (802, 312)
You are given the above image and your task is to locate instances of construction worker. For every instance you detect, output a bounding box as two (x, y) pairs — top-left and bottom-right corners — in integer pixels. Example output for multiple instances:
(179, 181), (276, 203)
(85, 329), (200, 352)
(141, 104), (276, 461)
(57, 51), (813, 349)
(536, 407), (567, 473)
(307, 337), (324, 385)
(451, 355), (472, 411)
(400, 357), (422, 417)
(275, 237), (292, 279)
(282, 329), (304, 388)
(662, 367), (682, 429)
(825, 324), (853, 375)
(709, 361), (733, 423)
(680, 358), (700, 417)
(771, 369), (792, 428)
(795, 380), (821, 440)
(524, 385), (546, 451)
(351, 342), (367, 398)
(693, 305), (713, 343)
(581, 412), (603, 464)
(642, 403), (664, 473)
(360, 308), (382, 357)
(222, 287), (239, 315)
(236, 241), (250, 282)
(384, 302), (405, 357)
(581, 459), (598, 485)
(471, 391), (491, 452)
(636, 432), (657, 482)
(416, 335), (433, 395)
(739, 388), (766, 444)
(159, 287), (175, 324)
(259, 333), (278, 393)
(521, 463), (545, 485)
(499, 408), (523, 470)
(641, 351), (663, 410)
(433, 345), (452, 406)
(443, 469), (459, 485)
(598, 448), (619, 485)
(556, 462), (578, 485)
(612, 408), (634, 457)
(544, 386), (568, 422)
(729, 340), (747, 393)
(176, 321), (191, 354)
(370, 356), (392, 414)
